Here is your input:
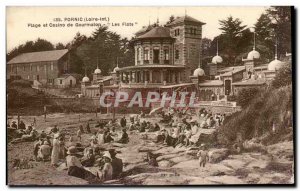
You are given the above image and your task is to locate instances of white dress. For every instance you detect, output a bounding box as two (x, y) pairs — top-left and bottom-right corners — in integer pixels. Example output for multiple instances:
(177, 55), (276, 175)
(51, 138), (60, 165)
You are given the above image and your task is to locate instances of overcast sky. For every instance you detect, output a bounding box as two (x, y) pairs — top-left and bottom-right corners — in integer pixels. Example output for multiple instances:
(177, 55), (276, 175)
(6, 6), (268, 51)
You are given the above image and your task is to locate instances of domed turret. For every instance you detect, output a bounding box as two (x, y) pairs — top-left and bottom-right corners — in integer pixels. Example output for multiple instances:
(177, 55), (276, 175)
(268, 59), (284, 71)
(247, 49), (260, 60)
(247, 31), (260, 60)
(212, 55), (223, 64)
(193, 66), (205, 77)
(94, 61), (101, 74)
(82, 75), (90, 83)
(113, 65), (119, 73)
(211, 38), (223, 64)
(94, 68), (101, 74)
(268, 41), (284, 71)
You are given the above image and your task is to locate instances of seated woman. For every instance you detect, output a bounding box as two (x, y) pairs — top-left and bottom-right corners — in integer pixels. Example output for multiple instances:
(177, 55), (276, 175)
(117, 129), (129, 144)
(66, 146), (97, 181)
(81, 148), (95, 167)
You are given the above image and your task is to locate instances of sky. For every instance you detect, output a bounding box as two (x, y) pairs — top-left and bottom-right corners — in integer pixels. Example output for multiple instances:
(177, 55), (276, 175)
(6, 6), (269, 51)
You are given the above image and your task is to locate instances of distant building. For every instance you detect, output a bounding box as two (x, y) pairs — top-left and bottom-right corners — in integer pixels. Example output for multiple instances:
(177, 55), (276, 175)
(7, 49), (71, 87)
(82, 15), (206, 98)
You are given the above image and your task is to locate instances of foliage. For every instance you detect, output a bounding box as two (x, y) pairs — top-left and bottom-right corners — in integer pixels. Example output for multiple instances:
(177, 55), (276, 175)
(218, 85), (293, 146)
(202, 7), (292, 66)
(236, 88), (260, 108)
(266, 6), (292, 54)
(76, 26), (134, 76)
(10, 79), (32, 88)
(272, 64), (292, 88)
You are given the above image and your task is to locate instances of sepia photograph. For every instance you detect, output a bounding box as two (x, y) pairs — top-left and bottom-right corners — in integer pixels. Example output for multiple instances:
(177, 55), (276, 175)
(6, 6), (294, 186)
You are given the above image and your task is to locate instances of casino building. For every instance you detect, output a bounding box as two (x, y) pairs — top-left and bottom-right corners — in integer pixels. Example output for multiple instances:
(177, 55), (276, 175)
(82, 15), (206, 98)
(81, 14), (290, 103)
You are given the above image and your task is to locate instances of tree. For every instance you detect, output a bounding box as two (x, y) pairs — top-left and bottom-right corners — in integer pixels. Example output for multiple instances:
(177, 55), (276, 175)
(254, 13), (274, 61)
(65, 32), (87, 74)
(266, 6), (292, 56)
(218, 16), (247, 65)
(76, 26), (133, 76)
(55, 43), (65, 50)
(165, 15), (175, 25)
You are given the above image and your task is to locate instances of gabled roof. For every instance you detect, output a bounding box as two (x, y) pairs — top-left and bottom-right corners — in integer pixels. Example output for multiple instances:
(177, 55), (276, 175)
(59, 73), (82, 79)
(166, 15), (206, 26)
(137, 26), (173, 39)
(8, 49), (69, 64)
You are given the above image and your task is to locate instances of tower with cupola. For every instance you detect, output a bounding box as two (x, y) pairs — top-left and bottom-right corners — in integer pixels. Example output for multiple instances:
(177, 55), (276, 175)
(166, 15), (206, 82)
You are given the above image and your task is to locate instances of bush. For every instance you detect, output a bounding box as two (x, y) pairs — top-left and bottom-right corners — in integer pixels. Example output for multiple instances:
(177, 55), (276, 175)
(272, 64), (292, 88)
(236, 88), (259, 108)
(10, 79), (32, 88)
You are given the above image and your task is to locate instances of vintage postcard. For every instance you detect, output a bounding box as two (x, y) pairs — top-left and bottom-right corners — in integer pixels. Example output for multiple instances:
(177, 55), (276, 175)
(6, 6), (294, 186)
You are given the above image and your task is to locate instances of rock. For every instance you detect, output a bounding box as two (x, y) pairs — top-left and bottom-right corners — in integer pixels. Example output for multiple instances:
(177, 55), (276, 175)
(185, 150), (198, 158)
(171, 159), (198, 169)
(267, 141), (294, 160)
(242, 139), (266, 152)
(208, 148), (229, 163)
(205, 175), (245, 184)
(257, 172), (290, 184)
(246, 160), (268, 169)
(246, 173), (261, 183)
(158, 160), (172, 167)
(189, 177), (215, 185)
(220, 158), (246, 170)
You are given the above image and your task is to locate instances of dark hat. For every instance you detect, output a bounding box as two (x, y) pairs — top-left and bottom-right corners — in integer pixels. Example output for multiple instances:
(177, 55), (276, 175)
(12, 121), (16, 123)
(108, 148), (117, 156)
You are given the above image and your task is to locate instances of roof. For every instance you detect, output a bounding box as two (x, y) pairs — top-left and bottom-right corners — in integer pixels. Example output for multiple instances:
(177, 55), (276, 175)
(137, 26), (173, 39)
(8, 49), (69, 64)
(135, 25), (153, 36)
(96, 76), (113, 83)
(159, 83), (195, 89)
(254, 64), (268, 70)
(199, 80), (224, 86)
(117, 64), (185, 72)
(166, 15), (206, 26)
(59, 73), (82, 79)
(218, 66), (245, 73)
(232, 79), (266, 86)
(220, 67), (245, 77)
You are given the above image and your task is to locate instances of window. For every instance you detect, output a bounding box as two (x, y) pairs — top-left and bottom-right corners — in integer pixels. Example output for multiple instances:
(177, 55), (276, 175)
(23, 66), (25, 71)
(37, 65), (39, 72)
(144, 48), (150, 61)
(137, 48), (140, 61)
(175, 50), (179, 59)
(51, 62), (54, 70)
(194, 28), (197, 35)
(60, 79), (63, 84)
(30, 64), (32, 71)
(174, 29), (180, 36)
(153, 49), (159, 63)
(164, 49), (169, 60)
